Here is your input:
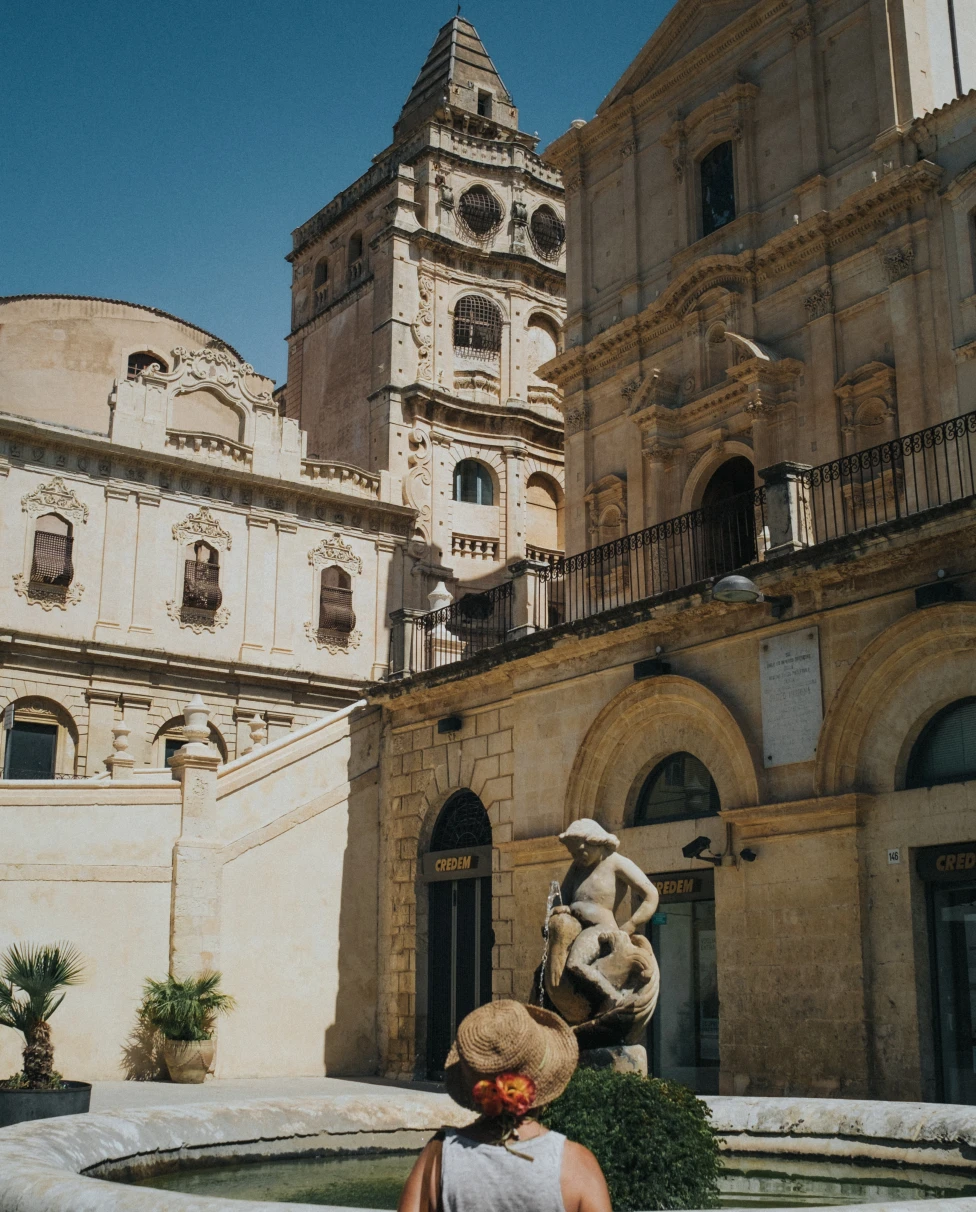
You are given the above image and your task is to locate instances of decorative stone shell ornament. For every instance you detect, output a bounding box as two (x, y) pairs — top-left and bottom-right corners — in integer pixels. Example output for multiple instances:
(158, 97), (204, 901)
(307, 533), (362, 575)
(20, 477), (89, 525)
(172, 507), (233, 551)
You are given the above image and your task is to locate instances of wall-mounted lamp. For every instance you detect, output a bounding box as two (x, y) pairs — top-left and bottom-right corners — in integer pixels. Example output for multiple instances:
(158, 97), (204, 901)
(437, 714), (463, 735)
(739, 847), (758, 863)
(712, 575), (792, 619)
(681, 835), (722, 865)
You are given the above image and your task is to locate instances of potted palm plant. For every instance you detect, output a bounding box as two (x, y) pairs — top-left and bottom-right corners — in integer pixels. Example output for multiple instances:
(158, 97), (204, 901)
(0, 941), (89, 1127)
(138, 972), (235, 1083)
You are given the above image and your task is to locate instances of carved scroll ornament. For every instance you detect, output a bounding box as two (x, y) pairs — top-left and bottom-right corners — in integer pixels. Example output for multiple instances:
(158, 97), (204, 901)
(172, 507), (232, 551)
(21, 477), (89, 525)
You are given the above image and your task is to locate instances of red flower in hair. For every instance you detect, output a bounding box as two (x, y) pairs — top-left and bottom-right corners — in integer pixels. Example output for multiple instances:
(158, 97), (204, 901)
(472, 1073), (537, 1118)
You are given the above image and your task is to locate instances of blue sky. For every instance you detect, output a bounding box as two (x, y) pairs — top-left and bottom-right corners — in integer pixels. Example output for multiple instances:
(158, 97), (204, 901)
(3, 1), (672, 383)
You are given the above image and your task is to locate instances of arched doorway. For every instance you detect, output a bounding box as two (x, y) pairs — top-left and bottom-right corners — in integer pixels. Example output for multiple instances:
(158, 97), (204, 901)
(698, 456), (756, 577)
(424, 790), (493, 1077)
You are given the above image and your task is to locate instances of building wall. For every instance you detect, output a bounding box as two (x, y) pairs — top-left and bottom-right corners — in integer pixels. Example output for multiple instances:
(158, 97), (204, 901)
(0, 703), (381, 1081)
(373, 504), (976, 1098)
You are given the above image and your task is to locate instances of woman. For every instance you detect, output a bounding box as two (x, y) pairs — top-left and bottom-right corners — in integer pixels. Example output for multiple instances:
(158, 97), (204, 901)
(397, 1000), (611, 1212)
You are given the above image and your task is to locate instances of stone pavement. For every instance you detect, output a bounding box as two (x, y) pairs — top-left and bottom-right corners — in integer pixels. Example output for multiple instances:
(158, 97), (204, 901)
(89, 1074), (443, 1112)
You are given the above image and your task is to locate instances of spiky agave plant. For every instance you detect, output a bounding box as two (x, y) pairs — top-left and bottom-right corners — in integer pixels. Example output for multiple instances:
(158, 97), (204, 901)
(0, 942), (85, 1089)
(138, 972), (235, 1042)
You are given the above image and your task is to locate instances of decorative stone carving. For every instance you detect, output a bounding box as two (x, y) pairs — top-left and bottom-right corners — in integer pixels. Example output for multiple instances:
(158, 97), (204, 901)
(404, 425), (433, 554)
(879, 244), (915, 284)
(20, 477), (89, 525)
(790, 17), (813, 43)
(620, 138), (638, 158)
(642, 441), (678, 465)
(621, 377), (643, 400)
(565, 403), (591, 435)
(304, 620), (363, 653)
(804, 283), (833, 320)
(834, 362), (897, 451)
(565, 170), (585, 195)
(412, 273), (435, 382)
(166, 600), (231, 633)
(511, 200), (528, 225)
(172, 507), (232, 551)
(542, 819), (659, 1053)
(632, 368), (679, 414)
(169, 345), (275, 408)
(584, 475), (627, 546)
(12, 574), (85, 610)
(439, 184), (455, 210)
(307, 533), (363, 575)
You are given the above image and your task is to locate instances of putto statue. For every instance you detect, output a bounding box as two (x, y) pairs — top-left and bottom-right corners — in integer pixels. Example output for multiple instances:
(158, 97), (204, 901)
(543, 819), (660, 1058)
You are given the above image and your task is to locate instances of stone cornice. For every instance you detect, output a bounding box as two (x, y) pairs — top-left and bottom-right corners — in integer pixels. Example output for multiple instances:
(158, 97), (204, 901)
(541, 162), (943, 394)
(0, 411), (414, 532)
(400, 383), (563, 453)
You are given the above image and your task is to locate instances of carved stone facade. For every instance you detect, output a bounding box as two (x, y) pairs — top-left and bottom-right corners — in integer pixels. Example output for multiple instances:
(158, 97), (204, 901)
(283, 16), (565, 603)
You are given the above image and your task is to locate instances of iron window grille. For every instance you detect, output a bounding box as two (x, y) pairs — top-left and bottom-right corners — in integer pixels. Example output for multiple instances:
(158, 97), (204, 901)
(430, 789), (493, 850)
(456, 186), (504, 240)
(29, 532), (73, 586)
(453, 295), (502, 359)
(319, 584), (356, 635)
(529, 206), (565, 260)
(183, 559), (222, 611)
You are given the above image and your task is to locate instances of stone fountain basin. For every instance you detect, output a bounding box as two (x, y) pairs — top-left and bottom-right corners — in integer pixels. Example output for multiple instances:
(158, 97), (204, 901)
(3, 1091), (976, 1211)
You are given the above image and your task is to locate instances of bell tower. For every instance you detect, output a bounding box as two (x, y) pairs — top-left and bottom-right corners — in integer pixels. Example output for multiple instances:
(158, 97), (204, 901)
(284, 17), (566, 607)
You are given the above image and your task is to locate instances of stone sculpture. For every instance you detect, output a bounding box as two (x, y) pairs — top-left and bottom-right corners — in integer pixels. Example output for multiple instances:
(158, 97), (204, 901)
(543, 819), (660, 1066)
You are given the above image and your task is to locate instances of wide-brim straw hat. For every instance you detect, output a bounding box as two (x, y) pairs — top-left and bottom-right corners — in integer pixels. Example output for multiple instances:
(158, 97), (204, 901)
(444, 1000), (578, 1112)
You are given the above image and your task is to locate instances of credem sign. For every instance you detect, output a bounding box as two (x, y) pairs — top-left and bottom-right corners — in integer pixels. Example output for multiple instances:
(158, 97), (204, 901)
(917, 841), (976, 882)
(422, 844), (492, 883)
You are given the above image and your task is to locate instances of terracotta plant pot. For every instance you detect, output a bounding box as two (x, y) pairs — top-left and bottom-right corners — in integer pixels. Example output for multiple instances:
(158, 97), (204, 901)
(162, 1039), (215, 1083)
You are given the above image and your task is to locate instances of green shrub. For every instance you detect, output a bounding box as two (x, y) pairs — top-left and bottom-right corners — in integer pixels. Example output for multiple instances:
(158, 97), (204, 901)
(540, 1068), (720, 1211)
(137, 972), (235, 1042)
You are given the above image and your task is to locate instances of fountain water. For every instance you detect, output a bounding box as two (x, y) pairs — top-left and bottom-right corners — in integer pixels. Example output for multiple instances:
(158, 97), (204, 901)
(537, 879), (563, 1005)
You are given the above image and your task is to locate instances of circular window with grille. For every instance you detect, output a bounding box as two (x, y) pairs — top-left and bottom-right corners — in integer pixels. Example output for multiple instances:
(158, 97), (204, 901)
(457, 185), (504, 238)
(529, 206), (565, 259)
(453, 295), (502, 358)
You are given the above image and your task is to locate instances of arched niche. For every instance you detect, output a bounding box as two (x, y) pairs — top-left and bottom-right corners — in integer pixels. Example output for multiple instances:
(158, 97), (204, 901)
(170, 386), (247, 444)
(816, 602), (976, 796)
(680, 441), (755, 514)
(0, 695), (79, 779)
(565, 675), (759, 834)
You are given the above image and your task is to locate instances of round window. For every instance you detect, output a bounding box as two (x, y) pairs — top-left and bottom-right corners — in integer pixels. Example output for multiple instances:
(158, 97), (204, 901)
(457, 186), (503, 237)
(530, 206), (565, 258)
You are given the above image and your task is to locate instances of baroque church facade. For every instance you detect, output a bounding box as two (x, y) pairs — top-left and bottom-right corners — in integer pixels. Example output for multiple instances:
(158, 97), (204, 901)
(6, 0), (976, 1108)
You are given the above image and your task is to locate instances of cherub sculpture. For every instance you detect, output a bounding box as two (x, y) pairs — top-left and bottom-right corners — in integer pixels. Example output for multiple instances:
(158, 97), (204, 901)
(543, 819), (660, 1049)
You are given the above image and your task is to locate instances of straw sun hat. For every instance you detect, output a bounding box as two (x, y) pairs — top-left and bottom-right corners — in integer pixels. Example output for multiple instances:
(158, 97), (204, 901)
(444, 1000), (579, 1112)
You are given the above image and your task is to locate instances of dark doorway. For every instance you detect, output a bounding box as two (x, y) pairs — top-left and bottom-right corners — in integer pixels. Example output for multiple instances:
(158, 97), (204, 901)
(425, 790), (493, 1077)
(698, 457), (756, 578)
(646, 868), (719, 1093)
(4, 720), (58, 779)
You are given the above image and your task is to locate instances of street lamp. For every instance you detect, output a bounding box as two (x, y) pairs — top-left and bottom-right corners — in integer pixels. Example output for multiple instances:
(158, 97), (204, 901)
(712, 574), (792, 619)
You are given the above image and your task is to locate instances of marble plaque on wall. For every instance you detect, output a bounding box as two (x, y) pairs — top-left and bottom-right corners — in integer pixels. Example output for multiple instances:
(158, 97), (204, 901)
(759, 627), (823, 767)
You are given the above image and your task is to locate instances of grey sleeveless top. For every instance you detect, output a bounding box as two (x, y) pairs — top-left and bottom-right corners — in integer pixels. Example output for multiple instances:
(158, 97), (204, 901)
(439, 1126), (566, 1212)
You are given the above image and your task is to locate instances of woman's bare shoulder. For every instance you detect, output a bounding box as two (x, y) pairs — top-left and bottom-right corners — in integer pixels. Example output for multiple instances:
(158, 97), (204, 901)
(560, 1140), (612, 1212)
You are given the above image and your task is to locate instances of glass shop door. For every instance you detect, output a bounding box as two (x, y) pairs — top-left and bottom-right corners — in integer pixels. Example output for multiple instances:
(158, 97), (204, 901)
(646, 868), (719, 1093)
(424, 845), (493, 1079)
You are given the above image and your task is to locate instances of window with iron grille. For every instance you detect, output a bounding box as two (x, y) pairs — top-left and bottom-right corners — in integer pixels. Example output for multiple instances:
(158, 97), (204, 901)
(453, 295), (502, 358)
(430, 789), (492, 851)
(183, 544), (222, 612)
(529, 206), (565, 259)
(127, 351), (168, 380)
(457, 186), (503, 238)
(30, 516), (73, 587)
(318, 566), (355, 635)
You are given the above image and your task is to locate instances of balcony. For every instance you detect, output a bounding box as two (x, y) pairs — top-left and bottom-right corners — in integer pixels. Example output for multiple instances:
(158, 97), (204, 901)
(30, 532), (73, 588)
(389, 410), (976, 677)
(183, 560), (222, 612)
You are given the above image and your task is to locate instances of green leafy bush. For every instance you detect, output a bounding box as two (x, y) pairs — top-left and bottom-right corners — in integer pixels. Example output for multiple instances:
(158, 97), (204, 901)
(540, 1068), (720, 1211)
(138, 972), (235, 1042)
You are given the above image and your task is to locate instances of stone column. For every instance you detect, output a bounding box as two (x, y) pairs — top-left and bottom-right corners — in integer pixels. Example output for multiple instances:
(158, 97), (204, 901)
(618, 110), (642, 318)
(84, 688), (119, 776)
(120, 693), (153, 767)
(759, 461), (814, 557)
(94, 487), (133, 640)
(506, 558), (550, 639)
(388, 608), (426, 676)
(240, 513), (275, 656)
(372, 538), (397, 681)
(272, 518), (298, 654)
(128, 489), (160, 636)
(503, 445), (526, 563)
(169, 694), (223, 978)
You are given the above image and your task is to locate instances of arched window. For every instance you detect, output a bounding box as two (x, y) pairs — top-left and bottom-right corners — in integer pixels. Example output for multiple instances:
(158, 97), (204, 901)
(526, 473), (563, 554)
(634, 753), (720, 826)
(127, 351), (169, 380)
(313, 258), (329, 291)
(319, 565), (355, 636)
(348, 232), (363, 261)
(182, 541), (221, 612)
(30, 514), (73, 587)
(154, 716), (228, 767)
(529, 206), (565, 259)
(430, 789), (492, 851)
(2, 698), (77, 779)
(453, 295), (502, 359)
(457, 185), (504, 238)
(907, 699), (976, 789)
(454, 459), (494, 506)
(699, 456), (756, 576)
(700, 142), (736, 237)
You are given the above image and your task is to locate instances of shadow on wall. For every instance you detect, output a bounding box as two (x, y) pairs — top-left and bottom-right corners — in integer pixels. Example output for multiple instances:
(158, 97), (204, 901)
(323, 713), (382, 1074)
(120, 1018), (167, 1082)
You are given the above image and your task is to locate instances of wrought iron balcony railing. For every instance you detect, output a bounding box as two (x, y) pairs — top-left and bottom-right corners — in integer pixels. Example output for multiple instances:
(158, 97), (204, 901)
(182, 560), (222, 612)
(388, 409), (976, 678)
